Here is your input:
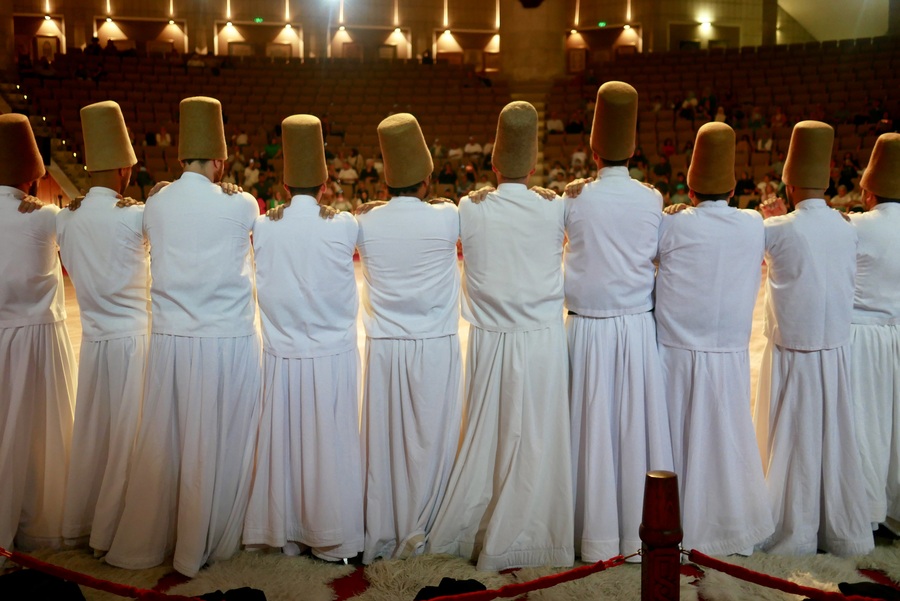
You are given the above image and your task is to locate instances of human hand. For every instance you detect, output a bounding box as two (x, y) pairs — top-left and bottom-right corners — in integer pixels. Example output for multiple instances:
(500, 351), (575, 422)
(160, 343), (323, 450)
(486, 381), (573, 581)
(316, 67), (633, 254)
(564, 177), (594, 198)
(266, 205), (285, 221)
(663, 203), (690, 215)
(66, 196), (84, 211)
(428, 197), (454, 205)
(18, 195), (45, 213)
(759, 197), (787, 219)
(531, 186), (558, 201)
(218, 181), (244, 195)
(319, 204), (337, 220)
(467, 186), (495, 204)
(147, 181), (171, 198)
(354, 201), (387, 215)
(116, 196), (143, 208)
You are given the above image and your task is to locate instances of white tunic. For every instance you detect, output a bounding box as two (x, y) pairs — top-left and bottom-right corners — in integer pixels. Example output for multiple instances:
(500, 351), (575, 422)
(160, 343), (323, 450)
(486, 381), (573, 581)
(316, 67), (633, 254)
(564, 167), (673, 562)
(754, 198), (873, 556)
(244, 196), (363, 559)
(0, 186), (76, 553)
(355, 197), (463, 564)
(849, 202), (900, 524)
(428, 184), (573, 571)
(656, 200), (773, 555)
(106, 172), (262, 577)
(56, 186), (150, 552)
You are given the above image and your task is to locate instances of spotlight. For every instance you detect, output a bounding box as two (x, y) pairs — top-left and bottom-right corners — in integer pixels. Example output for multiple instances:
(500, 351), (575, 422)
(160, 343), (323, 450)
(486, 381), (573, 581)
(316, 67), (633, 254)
(570, 29), (576, 34)
(106, 17), (111, 22)
(226, 21), (233, 26)
(285, 23), (292, 29)
(623, 24), (631, 30)
(44, 14), (51, 20)
(339, 25), (345, 31)
(42, 116), (46, 121)
(168, 19), (175, 25)
(394, 27), (401, 33)
(701, 21), (711, 27)
(444, 29), (450, 35)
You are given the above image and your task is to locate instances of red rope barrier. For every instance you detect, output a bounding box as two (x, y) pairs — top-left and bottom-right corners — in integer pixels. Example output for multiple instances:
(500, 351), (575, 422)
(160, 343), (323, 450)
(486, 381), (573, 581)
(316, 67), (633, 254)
(425, 555), (628, 601)
(687, 549), (884, 601)
(1, 547), (201, 601)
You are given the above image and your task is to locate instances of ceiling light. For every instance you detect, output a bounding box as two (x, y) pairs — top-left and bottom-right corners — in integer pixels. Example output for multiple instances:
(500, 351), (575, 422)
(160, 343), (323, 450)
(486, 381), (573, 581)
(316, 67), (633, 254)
(106, 17), (112, 22)
(168, 19), (175, 24)
(339, 25), (345, 31)
(44, 14), (51, 20)
(226, 21), (233, 26)
(624, 24), (631, 30)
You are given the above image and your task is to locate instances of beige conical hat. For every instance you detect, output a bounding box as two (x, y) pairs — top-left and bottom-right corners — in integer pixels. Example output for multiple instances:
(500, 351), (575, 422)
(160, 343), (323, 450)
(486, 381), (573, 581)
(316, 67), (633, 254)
(178, 96), (227, 161)
(687, 122), (736, 195)
(81, 100), (137, 172)
(590, 81), (638, 162)
(282, 115), (327, 189)
(377, 113), (433, 189)
(860, 133), (900, 199)
(0, 113), (45, 186)
(492, 101), (538, 179)
(782, 121), (834, 189)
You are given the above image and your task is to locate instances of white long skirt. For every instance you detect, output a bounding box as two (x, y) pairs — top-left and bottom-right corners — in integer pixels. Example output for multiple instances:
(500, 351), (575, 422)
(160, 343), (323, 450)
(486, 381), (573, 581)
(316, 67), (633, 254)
(361, 335), (463, 564)
(753, 340), (873, 556)
(0, 321), (76, 554)
(244, 348), (364, 559)
(567, 312), (673, 563)
(105, 333), (261, 577)
(850, 323), (900, 524)
(659, 345), (773, 555)
(62, 335), (147, 552)
(427, 323), (574, 571)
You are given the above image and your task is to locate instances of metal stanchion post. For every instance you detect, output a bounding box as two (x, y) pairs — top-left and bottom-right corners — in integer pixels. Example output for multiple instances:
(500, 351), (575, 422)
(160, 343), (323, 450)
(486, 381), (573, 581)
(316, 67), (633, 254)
(640, 470), (683, 601)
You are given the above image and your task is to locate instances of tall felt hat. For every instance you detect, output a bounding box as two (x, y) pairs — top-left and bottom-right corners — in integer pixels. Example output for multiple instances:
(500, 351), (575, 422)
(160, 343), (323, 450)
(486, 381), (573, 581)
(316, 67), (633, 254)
(782, 120), (834, 189)
(860, 133), (900, 199)
(590, 81), (638, 161)
(492, 101), (538, 179)
(80, 101), (137, 172)
(282, 115), (328, 189)
(687, 122), (736, 195)
(0, 113), (45, 186)
(377, 113), (433, 189)
(178, 96), (227, 161)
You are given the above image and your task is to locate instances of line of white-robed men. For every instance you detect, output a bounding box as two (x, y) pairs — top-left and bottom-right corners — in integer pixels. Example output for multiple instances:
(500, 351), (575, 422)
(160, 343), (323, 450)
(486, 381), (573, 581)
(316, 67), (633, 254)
(2, 81), (899, 579)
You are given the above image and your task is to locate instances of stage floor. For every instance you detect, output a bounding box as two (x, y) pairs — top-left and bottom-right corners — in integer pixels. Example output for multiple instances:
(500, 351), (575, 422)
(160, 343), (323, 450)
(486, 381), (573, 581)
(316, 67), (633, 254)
(62, 262), (769, 415)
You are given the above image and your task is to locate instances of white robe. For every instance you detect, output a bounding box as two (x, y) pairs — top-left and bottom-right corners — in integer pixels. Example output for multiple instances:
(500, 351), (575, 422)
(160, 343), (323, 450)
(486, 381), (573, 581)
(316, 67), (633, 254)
(244, 197), (363, 559)
(563, 168), (673, 562)
(355, 197), (463, 564)
(754, 198), (873, 556)
(106, 173), (262, 577)
(849, 202), (900, 524)
(0, 190), (75, 555)
(427, 184), (573, 571)
(56, 187), (150, 551)
(656, 201), (773, 555)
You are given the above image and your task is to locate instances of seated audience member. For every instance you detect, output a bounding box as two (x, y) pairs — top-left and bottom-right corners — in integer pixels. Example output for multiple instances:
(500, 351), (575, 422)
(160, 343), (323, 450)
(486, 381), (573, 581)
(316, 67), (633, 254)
(546, 112), (565, 134)
(565, 111), (586, 134)
(156, 127), (171, 147)
(549, 171), (567, 194)
(736, 171), (756, 196)
(463, 137), (483, 158)
(570, 146), (588, 167)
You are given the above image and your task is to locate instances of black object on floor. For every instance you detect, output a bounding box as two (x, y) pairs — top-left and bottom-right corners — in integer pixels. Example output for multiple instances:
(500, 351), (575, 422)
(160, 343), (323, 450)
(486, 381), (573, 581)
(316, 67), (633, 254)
(0, 568), (86, 600)
(414, 577), (487, 600)
(838, 581), (900, 600)
(199, 586), (268, 600)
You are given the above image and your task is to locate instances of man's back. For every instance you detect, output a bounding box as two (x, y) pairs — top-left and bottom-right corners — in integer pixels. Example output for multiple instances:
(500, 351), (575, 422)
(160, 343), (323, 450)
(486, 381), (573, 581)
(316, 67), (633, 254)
(356, 197), (460, 339)
(763, 198), (857, 350)
(564, 166), (662, 317)
(253, 198), (359, 357)
(657, 202), (764, 351)
(460, 184), (564, 331)
(850, 203), (900, 324)
(0, 189), (64, 327)
(143, 172), (258, 337)
(57, 188), (148, 340)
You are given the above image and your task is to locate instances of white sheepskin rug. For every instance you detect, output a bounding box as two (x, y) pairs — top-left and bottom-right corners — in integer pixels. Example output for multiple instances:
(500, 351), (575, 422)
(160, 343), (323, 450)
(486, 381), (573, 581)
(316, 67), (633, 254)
(166, 550), (354, 601)
(22, 547), (172, 601)
(350, 553), (513, 601)
(856, 540), (900, 585)
(696, 552), (872, 601)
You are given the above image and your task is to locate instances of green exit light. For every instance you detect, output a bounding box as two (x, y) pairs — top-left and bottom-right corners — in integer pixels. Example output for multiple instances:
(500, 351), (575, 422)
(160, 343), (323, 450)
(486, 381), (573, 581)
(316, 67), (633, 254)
(598, 21), (607, 27)
(253, 16), (264, 23)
